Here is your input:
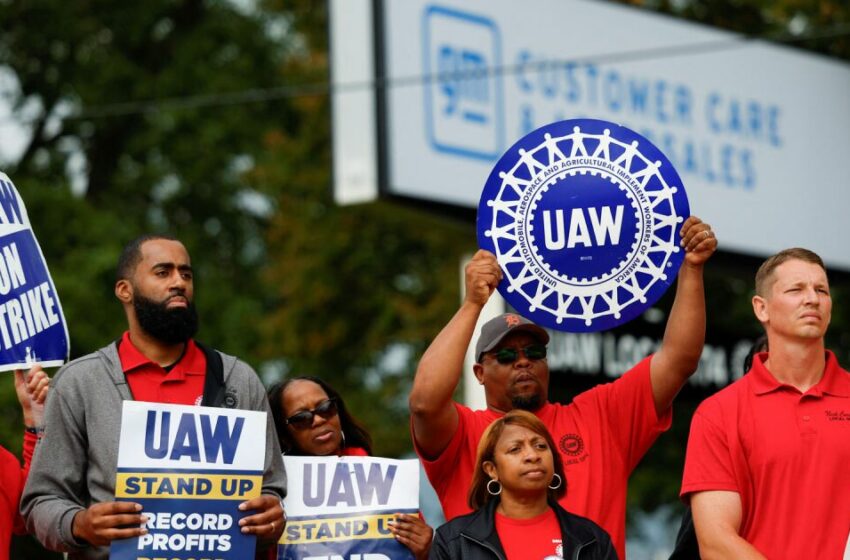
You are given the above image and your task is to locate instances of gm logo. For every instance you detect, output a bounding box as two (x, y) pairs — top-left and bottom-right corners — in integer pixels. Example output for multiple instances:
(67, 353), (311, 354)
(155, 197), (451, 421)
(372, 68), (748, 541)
(477, 119), (690, 333)
(423, 5), (504, 160)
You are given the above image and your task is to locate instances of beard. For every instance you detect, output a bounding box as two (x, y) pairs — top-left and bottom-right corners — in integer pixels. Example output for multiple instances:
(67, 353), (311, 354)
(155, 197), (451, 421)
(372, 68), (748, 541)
(133, 293), (199, 345)
(511, 392), (543, 411)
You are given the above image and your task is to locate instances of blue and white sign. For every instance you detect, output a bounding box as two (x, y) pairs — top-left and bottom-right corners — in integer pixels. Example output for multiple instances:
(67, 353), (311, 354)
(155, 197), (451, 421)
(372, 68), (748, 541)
(0, 172), (69, 371)
(423, 5), (504, 160)
(333, 0), (850, 270)
(278, 456), (419, 560)
(478, 119), (689, 332)
(111, 402), (267, 560)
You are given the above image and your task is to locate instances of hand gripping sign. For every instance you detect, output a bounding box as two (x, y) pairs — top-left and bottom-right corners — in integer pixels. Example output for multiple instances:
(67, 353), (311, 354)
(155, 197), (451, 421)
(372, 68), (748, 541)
(477, 119), (690, 332)
(278, 456), (419, 560)
(111, 401), (267, 560)
(0, 172), (69, 370)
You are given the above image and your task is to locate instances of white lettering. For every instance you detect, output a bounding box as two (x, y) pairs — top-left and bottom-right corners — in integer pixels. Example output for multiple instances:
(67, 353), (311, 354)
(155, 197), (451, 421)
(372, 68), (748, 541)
(567, 208), (591, 248)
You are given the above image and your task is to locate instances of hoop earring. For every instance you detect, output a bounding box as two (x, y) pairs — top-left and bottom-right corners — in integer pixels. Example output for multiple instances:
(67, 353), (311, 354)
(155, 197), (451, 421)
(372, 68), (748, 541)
(548, 474), (562, 490)
(486, 479), (502, 496)
(340, 430), (347, 450)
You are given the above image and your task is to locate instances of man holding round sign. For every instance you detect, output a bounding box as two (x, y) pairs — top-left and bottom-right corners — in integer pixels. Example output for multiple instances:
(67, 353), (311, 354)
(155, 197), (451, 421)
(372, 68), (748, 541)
(410, 119), (717, 559)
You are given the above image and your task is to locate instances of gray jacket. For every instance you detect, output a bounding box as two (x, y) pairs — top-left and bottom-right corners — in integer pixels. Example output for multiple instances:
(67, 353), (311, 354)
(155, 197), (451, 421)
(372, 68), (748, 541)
(20, 341), (287, 559)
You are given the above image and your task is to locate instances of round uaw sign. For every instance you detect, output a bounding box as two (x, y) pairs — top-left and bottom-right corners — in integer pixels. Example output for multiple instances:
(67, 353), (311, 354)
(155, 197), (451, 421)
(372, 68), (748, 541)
(477, 119), (690, 332)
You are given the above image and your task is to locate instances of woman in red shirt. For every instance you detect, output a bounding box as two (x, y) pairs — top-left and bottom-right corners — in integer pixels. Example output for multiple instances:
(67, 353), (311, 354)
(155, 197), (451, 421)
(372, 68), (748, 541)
(268, 376), (433, 559)
(431, 410), (617, 560)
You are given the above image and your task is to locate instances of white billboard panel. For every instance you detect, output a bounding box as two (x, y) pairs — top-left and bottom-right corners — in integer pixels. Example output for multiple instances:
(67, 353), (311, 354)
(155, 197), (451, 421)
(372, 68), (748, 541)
(330, 0), (379, 205)
(376, 0), (850, 269)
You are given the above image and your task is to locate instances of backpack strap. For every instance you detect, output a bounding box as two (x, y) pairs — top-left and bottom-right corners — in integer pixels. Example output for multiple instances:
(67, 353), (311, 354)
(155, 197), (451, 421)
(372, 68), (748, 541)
(196, 341), (226, 407)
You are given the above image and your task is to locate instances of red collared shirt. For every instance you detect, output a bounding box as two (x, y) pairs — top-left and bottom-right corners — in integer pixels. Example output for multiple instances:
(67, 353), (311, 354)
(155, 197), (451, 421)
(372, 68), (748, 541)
(681, 351), (850, 559)
(118, 331), (207, 405)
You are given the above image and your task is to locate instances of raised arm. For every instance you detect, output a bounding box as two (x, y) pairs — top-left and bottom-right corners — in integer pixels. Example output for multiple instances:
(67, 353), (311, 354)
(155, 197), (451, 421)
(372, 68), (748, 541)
(650, 216), (716, 415)
(409, 250), (502, 459)
(14, 364), (49, 432)
(690, 491), (766, 560)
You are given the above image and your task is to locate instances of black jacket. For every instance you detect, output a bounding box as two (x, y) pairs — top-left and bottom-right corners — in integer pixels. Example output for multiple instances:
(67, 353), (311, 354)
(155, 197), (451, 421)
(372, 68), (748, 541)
(668, 507), (700, 559)
(430, 499), (618, 560)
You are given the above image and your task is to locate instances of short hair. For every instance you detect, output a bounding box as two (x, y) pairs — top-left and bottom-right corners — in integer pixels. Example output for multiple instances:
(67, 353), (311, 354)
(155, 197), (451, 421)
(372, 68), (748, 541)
(116, 234), (179, 281)
(267, 376), (373, 456)
(754, 248), (826, 297)
(468, 410), (566, 510)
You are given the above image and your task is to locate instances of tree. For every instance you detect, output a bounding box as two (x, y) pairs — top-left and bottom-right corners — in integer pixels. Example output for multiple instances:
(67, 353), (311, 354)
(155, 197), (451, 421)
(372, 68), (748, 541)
(0, 0), (300, 554)
(616, 0), (850, 61)
(251, 2), (475, 456)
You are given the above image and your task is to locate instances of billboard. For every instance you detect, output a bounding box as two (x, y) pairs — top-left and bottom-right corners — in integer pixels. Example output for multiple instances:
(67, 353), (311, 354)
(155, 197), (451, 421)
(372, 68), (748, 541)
(331, 0), (850, 269)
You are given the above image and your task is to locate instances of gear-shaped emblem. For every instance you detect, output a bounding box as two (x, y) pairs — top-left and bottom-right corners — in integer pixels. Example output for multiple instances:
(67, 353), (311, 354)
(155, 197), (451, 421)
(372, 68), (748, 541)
(477, 119), (689, 332)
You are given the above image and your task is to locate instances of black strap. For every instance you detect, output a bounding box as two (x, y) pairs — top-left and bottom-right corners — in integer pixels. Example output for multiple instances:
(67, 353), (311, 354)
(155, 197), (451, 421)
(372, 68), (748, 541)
(196, 341), (226, 407)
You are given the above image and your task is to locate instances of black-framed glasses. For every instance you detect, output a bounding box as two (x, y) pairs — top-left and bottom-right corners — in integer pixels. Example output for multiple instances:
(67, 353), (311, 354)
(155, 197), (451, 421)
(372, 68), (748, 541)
(491, 344), (547, 364)
(285, 398), (338, 430)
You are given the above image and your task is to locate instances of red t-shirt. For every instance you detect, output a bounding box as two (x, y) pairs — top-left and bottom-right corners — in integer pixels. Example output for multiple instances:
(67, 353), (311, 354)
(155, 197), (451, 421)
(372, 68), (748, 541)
(681, 351), (850, 559)
(496, 507), (562, 560)
(1, 431), (37, 560)
(339, 447), (369, 457)
(118, 331), (206, 405)
(416, 356), (668, 560)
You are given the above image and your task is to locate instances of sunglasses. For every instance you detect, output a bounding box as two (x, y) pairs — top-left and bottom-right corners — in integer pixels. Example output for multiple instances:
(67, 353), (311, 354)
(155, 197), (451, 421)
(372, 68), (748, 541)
(285, 398), (339, 430)
(490, 344), (547, 364)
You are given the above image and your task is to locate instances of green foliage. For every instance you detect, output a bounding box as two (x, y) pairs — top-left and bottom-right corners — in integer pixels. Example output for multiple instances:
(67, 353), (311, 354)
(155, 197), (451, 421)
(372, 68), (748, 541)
(0, 2), (300, 552)
(248, 68), (475, 457)
(0, 0), (474, 461)
(614, 0), (850, 61)
(0, 0), (299, 359)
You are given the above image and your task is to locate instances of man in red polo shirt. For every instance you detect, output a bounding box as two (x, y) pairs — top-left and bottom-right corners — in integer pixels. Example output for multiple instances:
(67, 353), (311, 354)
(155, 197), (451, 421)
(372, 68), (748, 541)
(410, 216), (717, 559)
(681, 248), (850, 559)
(21, 235), (286, 560)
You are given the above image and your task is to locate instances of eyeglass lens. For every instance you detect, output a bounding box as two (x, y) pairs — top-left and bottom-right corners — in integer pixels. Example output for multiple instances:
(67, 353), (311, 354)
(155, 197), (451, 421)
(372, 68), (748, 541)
(494, 344), (547, 364)
(286, 399), (338, 428)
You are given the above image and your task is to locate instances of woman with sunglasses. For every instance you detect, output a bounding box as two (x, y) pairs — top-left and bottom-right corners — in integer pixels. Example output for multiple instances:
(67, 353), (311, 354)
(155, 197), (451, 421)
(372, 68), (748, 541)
(268, 376), (433, 559)
(430, 410), (617, 560)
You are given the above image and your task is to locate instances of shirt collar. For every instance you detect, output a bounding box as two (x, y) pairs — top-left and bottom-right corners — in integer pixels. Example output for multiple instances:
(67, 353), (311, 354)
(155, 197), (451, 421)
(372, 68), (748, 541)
(817, 351), (850, 397)
(750, 350), (850, 397)
(118, 331), (204, 376)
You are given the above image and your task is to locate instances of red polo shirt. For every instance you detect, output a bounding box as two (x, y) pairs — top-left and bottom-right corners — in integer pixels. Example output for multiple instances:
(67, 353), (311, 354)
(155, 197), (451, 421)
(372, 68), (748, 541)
(681, 351), (850, 559)
(119, 331), (207, 405)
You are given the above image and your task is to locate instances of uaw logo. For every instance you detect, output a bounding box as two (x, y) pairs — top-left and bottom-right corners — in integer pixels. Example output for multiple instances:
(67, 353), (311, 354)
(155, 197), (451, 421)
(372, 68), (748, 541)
(422, 5), (503, 160)
(559, 434), (585, 457)
(477, 119), (689, 332)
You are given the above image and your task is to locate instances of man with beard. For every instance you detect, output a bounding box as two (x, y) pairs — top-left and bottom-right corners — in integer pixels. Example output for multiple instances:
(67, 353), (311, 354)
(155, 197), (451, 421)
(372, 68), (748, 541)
(21, 235), (286, 559)
(409, 217), (716, 559)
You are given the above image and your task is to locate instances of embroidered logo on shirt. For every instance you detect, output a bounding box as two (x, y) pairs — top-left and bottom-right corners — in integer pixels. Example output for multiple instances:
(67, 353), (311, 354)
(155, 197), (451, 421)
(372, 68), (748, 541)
(825, 410), (850, 422)
(559, 433), (585, 456)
